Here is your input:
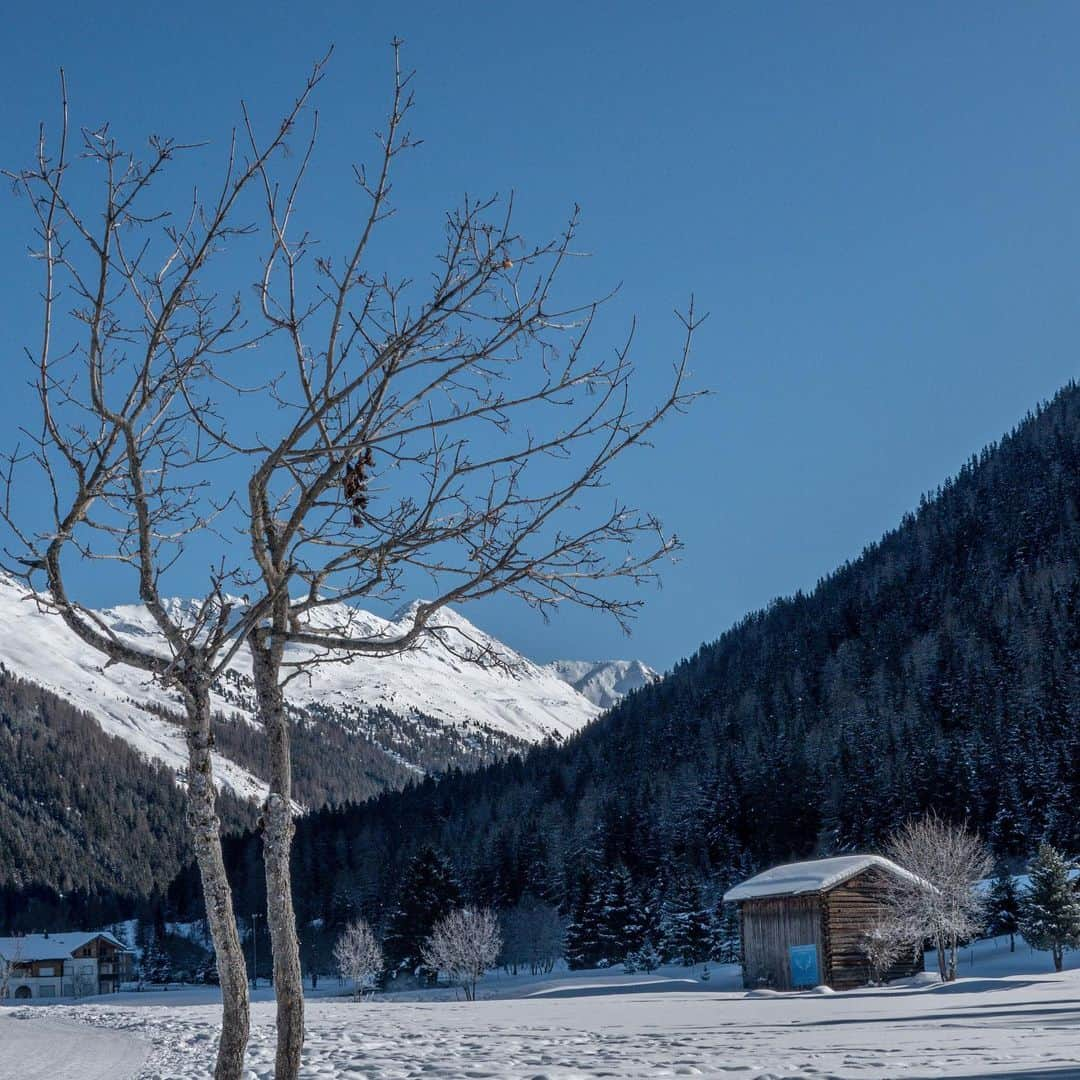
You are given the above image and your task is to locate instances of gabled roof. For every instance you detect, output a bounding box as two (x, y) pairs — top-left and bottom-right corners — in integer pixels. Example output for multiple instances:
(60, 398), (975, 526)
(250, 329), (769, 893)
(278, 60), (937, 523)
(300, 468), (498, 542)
(0, 931), (127, 962)
(723, 854), (920, 903)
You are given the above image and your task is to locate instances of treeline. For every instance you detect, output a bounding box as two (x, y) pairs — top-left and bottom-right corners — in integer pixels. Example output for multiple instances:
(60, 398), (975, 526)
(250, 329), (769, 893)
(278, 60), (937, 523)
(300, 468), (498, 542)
(170, 381), (1080, 946)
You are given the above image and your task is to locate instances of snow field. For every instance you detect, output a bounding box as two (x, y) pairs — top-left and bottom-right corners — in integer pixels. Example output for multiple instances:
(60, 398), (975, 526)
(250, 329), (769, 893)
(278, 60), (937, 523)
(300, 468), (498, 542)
(4, 940), (1080, 1079)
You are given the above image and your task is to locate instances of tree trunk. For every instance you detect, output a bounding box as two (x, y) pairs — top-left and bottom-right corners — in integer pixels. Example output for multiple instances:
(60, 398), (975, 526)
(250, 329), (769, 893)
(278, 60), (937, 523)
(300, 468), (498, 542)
(936, 933), (947, 981)
(1054, 946), (1063, 973)
(184, 682), (250, 1080)
(1009, 933), (1015, 953)
(251, 642), (305, 1080)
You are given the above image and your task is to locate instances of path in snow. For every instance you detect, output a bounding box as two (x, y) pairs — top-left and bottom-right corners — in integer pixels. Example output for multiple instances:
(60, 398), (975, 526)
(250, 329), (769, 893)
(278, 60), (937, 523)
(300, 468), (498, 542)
(0, 1012), (148, 1080)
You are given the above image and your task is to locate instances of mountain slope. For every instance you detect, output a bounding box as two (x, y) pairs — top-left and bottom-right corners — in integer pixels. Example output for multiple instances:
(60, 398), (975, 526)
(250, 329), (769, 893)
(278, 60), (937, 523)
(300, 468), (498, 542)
(0, 578), (653, 810)
(217, 382), (1080, 930)
(0, 665), (256, 912)
(0, 582), (597, 803)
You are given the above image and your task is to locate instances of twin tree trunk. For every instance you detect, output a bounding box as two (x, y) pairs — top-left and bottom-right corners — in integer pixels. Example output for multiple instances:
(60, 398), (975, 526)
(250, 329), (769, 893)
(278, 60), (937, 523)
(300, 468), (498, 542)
(251, 644), (305, 1080)
(183, 680), (251, 1080)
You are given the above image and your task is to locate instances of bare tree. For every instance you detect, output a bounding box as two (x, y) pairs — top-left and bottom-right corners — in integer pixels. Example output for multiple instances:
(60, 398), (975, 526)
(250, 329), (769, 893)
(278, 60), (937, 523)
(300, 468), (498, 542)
(0, 65), (328, 1080)
(421, 908), (502, 1001)
(0, 938), (24, 1000)
(887, 814), (992, 981)
(228, 40), (701, 1080)
(333, 919), (383, 1000)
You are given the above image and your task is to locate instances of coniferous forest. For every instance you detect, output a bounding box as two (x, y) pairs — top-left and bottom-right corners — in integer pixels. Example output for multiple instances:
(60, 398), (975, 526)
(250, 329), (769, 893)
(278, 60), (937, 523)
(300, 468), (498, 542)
(7, 383), (1080, 969)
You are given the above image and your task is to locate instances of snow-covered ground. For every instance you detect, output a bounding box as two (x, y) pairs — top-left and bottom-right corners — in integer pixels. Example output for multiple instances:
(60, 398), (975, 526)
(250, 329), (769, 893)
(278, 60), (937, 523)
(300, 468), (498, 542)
(3, 937), (1080, 1079)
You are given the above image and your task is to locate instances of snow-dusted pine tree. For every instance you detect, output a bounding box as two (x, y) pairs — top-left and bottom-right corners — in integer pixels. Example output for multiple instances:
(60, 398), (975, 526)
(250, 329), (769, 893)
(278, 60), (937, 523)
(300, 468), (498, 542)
(565, 877), (607, 969)
(600, 867), (645, 964)
(1019, 843), (1080, 972)
(711, 901), (742, 965)
(987, 863), (1021, 952)
(661, 879), (713, 966)
(141, 939), (173, 986)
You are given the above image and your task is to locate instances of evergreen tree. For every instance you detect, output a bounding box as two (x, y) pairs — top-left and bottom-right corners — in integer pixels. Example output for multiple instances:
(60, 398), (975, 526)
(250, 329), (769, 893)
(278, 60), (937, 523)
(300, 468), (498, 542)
(599, 867), (644, 964)
(624, 937), (661, 973)
(140, 937), (173, 985)
(1019, 843), (1080, 972)
(197, 952), (220, 985)
(565, 875), (607, 969)
(987, 863), (1021, 952)
(711, 901), (741, 965)
(382, 847), (461, 979)
(660, 879), (712, 966)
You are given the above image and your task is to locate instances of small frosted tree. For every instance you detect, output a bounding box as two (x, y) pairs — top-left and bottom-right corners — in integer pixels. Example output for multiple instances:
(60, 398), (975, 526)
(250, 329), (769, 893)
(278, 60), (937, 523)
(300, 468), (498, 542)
(887, 813), (992, 981)
(1019, 843), (1080, 973)
(333, 919), (383, 1000)
(859, 915), (914, 985)
(623, 938), (661, 974)
(421, 908), (502, 1001)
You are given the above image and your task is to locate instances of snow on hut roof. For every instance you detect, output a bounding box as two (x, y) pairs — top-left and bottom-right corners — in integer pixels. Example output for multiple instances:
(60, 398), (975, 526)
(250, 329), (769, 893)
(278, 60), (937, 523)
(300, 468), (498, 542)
(723, 855), (919, 903)
(0, 931), (127, 962)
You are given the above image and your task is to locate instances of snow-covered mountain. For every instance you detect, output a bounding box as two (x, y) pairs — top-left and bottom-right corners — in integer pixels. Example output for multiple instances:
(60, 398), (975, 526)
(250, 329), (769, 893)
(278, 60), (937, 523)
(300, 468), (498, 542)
(0, 577), (646, 805)
(543, 659), (659, 710)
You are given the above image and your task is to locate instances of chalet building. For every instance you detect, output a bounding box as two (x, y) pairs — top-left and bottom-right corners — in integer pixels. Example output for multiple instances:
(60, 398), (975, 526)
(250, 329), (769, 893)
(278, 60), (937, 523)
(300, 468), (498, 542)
(0, 931), (132, 999)
(723, 855), (925, 991)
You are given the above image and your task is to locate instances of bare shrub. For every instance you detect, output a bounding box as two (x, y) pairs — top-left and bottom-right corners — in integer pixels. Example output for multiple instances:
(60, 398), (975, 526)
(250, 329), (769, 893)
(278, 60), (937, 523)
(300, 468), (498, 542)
(421, 908), (502, 1001)
(858, 916), (912, 985)
(333, 919), (383, 1000)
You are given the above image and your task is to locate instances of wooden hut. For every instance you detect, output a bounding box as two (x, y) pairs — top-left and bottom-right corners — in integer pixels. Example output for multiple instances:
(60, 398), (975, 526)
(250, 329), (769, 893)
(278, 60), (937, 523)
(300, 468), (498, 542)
(723, 855), (924, 991)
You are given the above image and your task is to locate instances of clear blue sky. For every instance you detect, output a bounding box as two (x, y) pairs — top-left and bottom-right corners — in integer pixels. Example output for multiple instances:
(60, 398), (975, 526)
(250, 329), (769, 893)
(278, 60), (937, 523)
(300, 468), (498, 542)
(1, 2), (1078, 671)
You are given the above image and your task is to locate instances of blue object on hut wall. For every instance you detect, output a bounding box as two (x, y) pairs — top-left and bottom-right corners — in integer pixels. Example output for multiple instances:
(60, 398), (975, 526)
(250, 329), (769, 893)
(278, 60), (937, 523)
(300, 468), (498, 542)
(789, 943), (819, 988)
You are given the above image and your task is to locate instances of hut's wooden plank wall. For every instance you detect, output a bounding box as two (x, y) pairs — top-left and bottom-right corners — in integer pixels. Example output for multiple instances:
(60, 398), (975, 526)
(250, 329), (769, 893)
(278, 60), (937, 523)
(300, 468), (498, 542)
(739, 895), (824, 991)
(822, 867), (923, 989)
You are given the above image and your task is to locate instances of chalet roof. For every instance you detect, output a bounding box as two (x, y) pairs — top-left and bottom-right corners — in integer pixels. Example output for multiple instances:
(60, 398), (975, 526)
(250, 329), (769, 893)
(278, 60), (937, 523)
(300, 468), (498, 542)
(723, 854), (920, 903)
(0, 931), (127, 962)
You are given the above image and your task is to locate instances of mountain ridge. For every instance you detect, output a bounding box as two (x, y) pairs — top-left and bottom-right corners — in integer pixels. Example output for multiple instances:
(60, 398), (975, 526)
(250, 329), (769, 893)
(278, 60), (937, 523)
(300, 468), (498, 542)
(0, 577), (649, 807)
(543, 659), (659, 709)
